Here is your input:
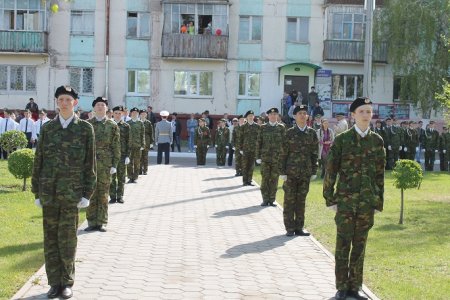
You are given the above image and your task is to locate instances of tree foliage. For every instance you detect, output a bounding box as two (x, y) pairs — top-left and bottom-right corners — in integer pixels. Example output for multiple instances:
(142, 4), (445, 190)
(376, 0), (450, 118)
(8, 149), (35, 191)
(0, 130), (28, 154)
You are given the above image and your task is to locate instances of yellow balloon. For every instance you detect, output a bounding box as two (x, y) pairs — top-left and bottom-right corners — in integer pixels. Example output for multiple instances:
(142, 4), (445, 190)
(51, 4), (59, 13)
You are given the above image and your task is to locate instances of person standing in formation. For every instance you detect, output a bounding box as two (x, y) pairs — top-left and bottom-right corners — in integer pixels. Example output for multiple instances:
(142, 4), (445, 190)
(85, 97), (120, 232)
(256, 108), (285, 206)
(384, 117), (401, 170)
(127, 108), (145, 182)
(423, 120), (439, 171)
(279, 105), (318, 237)
(227, 118), (238, 167)
(155, 110), (173, 164)
(34, 110), (50, 141)
(232, 115), (245, 176)
(171, 112), (182, 152)
(32, 85), (96, 299)
(19, 109), (36, 148)
(404, 121), (419, 160)
(237, 110), (259, 186)
(439, 126), (449, 171)
(0, 110), (16, 159)
(110, 105), (131, 204)
(139, 110), (154, 175)
(214, 118), (230, 166)
(194, 118), (211, 165)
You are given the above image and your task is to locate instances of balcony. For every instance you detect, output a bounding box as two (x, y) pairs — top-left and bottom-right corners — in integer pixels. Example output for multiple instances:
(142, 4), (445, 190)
(0, 31), (48, 53)
(162, 34), (228, 60)
(323, 40), (387, 63)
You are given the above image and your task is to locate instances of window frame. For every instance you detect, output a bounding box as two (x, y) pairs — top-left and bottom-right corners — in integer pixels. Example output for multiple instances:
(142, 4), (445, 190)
(0, 65), (36, 93)
(173, 70), (213, 98)
(237, 72), (261, 99)
(127, 69), (151, 96)
(70, 10), (95, 36)
(69, 67), (94, 95)
(332, 74), (363, 101)
(238, 15), (262, 42)
(126, 11), (151, 39)
(286, 17), (309, 43)
(331, 12), (365, 40)
(0, 0), (47, 31)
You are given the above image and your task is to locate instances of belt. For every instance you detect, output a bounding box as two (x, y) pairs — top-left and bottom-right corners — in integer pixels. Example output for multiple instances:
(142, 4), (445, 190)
(159, 133), (169, 136)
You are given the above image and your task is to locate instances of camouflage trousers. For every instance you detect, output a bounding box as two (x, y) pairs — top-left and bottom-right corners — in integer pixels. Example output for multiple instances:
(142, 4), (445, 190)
(127, 147), (142, 180)
(282, 176), (310, 232)
(334, 210), (374, 291)
(43, 205), (79, 286)
(87, 165), (111, 226)
(216, 145), (227, 166)
(260, 161), (280, 204)
(196, 145), (208, 165)
(235, 149), (242, 173)
(242, 151), (256, 184)
(424, 150), (436, 171)
(140, 148), (149, 173)
(110, 158), (127, 200)
(387, 149), (399, 170)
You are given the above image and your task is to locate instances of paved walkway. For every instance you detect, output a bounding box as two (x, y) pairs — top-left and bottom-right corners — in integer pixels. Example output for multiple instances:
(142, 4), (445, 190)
(13, 155), (377, 300)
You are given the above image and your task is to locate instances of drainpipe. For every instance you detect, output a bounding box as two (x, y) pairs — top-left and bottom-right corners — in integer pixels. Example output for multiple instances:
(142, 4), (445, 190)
(105, 0), (110, 98)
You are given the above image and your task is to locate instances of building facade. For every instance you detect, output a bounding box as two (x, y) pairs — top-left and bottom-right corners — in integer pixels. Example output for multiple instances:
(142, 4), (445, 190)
(0, 0), (439, 120)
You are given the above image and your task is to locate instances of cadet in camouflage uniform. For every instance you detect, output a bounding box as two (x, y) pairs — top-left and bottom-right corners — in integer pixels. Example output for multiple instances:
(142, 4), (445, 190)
(237, 110), (260, 186)
(139, 110), (154, 175)
(279, 105), (318, 236)
(85, 97), (120, 232)
(194, 118), (211, 165)
(256, 107), (285, 206)
(323, 97), (385, 300)
(384, 118), (402, 169)
(439, 126), (449, 171)
(404, 121), (419, 160)
(127, 107), (145, 182)
(232, 115), (245, 176)
(214, 119), (230, 166)
(423, 121), (440, 171)
(32, 86), (96, 299)
(110, 105), (131, 204)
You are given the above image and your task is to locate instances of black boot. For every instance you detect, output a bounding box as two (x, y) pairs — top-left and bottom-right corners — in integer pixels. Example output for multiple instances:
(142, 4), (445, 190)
(46, 286), (60, 298)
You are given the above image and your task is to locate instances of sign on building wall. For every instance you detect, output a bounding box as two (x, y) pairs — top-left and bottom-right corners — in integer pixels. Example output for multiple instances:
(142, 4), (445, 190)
(315, 69), (332, 116)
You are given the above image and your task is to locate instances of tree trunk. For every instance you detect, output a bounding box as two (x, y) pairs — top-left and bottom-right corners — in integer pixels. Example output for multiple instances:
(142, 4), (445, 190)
(22, 178), (26, 191)
(399, 188), (404, 224)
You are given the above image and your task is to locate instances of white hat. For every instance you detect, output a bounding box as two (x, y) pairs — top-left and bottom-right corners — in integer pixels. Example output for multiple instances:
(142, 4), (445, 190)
(160, 110), (169, 117)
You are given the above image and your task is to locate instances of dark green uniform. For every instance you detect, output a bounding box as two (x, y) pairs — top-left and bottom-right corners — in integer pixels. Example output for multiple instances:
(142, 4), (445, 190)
(141, 119), (154, 174)
(384, 125), (401, 169)
(110, 120), (130, 201)
(127, 119), (145, 180)
(323, 127), (385, 292)
(195, 126), (211, 165)
(423, 128), (439, 171)
(439, 131), (449, 171)
(87, 118), (120, 227)
(279, 125), (318, 232)
(31, 116), (96, 287)
(237, 122), (260, 184)
(214, 126), (229, 166)
(256, 122), (285, 205)
(404, 127), (419, 160)
(232, 125), (243, 175)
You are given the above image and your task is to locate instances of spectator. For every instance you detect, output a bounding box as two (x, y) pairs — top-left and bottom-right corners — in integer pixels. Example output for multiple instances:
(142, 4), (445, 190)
(25, 97), (39, 120)
(317, 118), (335, 178)
(223, 113), (232, 127)
(307, 86), (319, 113)
(204, 110), (213, 130)
(288, 101), (299, 125)
(19, 110), (36, 149)
(312, 114), (322, 130)
(188, 21), (195, 35)
(171, 112), (182, 152)
(311, 101), (324, 118)
(35, 110), (50, 141)
(282, 91), (291, 117)
(333, 112), (348, 135)
(227, 118), (238, 166)
(186, 113), (198, 152)
(147, 106), (157, 125)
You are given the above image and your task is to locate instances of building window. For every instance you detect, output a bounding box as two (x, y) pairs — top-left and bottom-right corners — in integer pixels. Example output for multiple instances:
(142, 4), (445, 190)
(127, 12), (151, 39)
(127, 70), (150, 95)
(238, 73), (260, 98)
(70, 11), (94, 35)
(174, 71), (213, 97)
(69, 67), (93, 94)
(286, 17), (309, 43)
(332, 75), (363, 100)
(239, 16), (262, 41)
(331, 13), (365, 40)
(0, 0), (46, 31)
(0, 65), (36, 92)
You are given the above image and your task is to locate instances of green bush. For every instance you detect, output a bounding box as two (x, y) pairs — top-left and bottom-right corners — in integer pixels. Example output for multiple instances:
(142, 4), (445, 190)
(8, 149), (35, 191)
(0, 130), (28, 154)
(392, 159), (423, 224)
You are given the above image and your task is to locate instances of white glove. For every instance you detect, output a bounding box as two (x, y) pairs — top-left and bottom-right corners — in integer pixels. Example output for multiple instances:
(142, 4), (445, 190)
(207, 145), (210, 149)
(416, 147), (419, 152)
(327, 205), (337, 212)
(421, 149), (425, 152)
(435, 150), (438, 153)
(110, 167), (117, 174)
(77, 197), (90, 209)
(150, 144), (153, 148)
(140, 147), (144, 150)
(155, 142), (158, 145)
(124, 157), (130, 165)
(388, 145), (392, 150)
(256, 159), (262, 164)
(35, 199), (42, 208)
(232, 147), (235, 150)
(226, 146), (229, 149)
(194, 145), (197, 149)
(444, 150), (447, 154)
(374, 209), (381, 214)
(404, 147), (407, 152)
(399, 146), (402, 150)
(280, 175), (287, 181)
(215, 144), (218, 148)
(240, 151), (243, 155)
(311, 175), (317, 181)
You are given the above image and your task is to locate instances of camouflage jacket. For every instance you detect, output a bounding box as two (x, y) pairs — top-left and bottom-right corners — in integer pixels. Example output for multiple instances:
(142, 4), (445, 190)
(237, 122), (260, 153)
(142, 119), (154, 149)
(88, 118), (121, 168)
(323, 127), (385, 212)
(116, 120), (131, 158)
(194, 126), (211, 146)
(214, 127), (230, 147)
(279, 125), (318, 177)
(384, 126), (402, 148)
(423, 129), (439, 150)
(256, 122), (286, 163)
(31, 116), (97, 206)
(127, 119), (145, 149)
(231, 125), (242, 148)
(374, 128), (386, 144)
(404, 128), (419, 149)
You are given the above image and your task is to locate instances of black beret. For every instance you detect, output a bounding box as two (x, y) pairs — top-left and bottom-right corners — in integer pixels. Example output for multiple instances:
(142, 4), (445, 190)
(92, 97), (108, 107)
(336, 112), (345, 116)
(139, 109), (147, 114)
(112, 105), (124, 112)
(244, 110), (254, 117)
(172, 112), (178, 116)
(238, 115), (244, 119)
(350, 97), (372, 112)
(54, 85), (78, 99)
(130, 107), (139, 113)
(266, 107), (279, 114)
(293, 105), (307, 115)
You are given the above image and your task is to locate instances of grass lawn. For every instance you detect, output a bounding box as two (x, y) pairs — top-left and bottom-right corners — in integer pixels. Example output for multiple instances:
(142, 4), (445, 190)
(0, 161), (86, 299)
(253, 167), (450, 300)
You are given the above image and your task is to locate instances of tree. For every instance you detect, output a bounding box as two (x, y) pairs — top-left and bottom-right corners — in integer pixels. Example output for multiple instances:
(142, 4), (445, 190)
(0, 130), (28, 155)
(375, 0), (450, 118)
(8, 149), (35, 191)
(392, 160), (423, 225)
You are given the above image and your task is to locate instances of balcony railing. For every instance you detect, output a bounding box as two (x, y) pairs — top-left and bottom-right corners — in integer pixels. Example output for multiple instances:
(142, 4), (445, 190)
(0, 31), (48, 53)
(323, 40), (387, 63)
(162, 33), (228, 60)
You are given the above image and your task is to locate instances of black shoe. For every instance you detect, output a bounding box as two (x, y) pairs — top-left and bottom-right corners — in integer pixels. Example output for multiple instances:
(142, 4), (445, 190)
(84, 226), (97, 232)
(243, 182), (249, 186)
(47, 286), (60, 298)
(127, 179), (134, 183)
(61, 286), (73, 299)
(260, 202), (268, 206)
(335, 290), (347, 300)
(295, 229), (311, 236)
(347, 290), (368, 300)
(235, 173), (240, 177)
(109, 199), (116, 204)
(286, 231), (295, 237)
(247, 182), (255, 186)
(117, 198), (124, 204)
(268, 202), (277, 207)
(98, 225), (107, 232)
(143, 172), (147, 175)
